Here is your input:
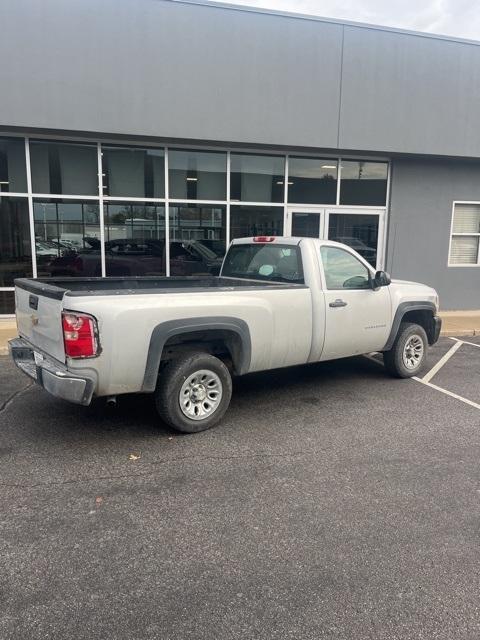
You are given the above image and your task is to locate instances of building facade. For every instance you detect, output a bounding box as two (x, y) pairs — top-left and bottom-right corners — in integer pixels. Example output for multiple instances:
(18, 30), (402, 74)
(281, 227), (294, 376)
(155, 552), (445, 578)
(0, 0), (479, 314)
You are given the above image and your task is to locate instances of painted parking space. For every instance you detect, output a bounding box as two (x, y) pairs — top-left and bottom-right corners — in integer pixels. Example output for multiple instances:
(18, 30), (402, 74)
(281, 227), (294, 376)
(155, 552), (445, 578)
(366, 336), (480, 411)
(2, 340), (480, 640)
(419, 340), (480, 406)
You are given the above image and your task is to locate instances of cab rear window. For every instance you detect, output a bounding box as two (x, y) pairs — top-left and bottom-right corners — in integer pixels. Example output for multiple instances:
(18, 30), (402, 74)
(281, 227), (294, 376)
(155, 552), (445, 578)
(222, 244), (304, 284)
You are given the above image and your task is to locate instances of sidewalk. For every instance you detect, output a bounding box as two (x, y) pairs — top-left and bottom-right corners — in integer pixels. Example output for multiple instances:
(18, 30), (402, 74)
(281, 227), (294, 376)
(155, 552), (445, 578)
(0, 320), (17, 355)
(440, 310), (480, 337)
(1, 311), (479, 355)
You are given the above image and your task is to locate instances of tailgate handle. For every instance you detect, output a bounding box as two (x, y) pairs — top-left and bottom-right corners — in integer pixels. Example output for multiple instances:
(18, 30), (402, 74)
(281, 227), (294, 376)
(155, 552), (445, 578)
(29, 295), (39, 310)
(329, 299), (347, 308)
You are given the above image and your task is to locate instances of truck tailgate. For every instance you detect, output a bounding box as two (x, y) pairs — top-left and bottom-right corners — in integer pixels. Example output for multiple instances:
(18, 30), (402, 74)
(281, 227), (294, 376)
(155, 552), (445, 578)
(15, 285), (65, 362)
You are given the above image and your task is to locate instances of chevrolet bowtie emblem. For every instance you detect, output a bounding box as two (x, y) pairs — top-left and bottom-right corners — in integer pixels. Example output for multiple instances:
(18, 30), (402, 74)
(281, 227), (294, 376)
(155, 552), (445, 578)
(31, 315), (39, 326)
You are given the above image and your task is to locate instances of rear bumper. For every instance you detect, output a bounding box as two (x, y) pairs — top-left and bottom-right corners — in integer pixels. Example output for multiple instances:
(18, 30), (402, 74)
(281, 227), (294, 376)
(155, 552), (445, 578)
(431, 315), (442, 345)
(8, 337), (95, 406)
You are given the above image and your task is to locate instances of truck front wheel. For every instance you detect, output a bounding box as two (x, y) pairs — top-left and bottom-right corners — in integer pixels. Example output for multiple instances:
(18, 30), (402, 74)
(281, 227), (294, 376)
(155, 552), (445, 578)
(155, 353), (232, 433)
(383, 322), (428, 378)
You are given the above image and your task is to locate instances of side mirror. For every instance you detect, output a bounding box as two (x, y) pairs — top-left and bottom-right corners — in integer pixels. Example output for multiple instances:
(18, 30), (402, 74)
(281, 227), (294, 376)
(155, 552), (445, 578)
(372, 270), (391, 290)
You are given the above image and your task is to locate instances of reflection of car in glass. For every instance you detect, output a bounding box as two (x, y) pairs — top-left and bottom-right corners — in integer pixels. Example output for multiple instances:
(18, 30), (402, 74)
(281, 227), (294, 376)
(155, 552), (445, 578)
(199, 239), (227, 258)
(35, 241), (60, 257)
(333, 236), (376, 264)
(171, 241), (223, 276)
(51, 235), (97, 251)
(45, 238), (224, 277)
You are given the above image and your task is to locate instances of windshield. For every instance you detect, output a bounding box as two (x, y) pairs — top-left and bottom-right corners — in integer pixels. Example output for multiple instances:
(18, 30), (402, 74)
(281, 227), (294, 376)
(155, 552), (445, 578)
(221, 243), (304, 284)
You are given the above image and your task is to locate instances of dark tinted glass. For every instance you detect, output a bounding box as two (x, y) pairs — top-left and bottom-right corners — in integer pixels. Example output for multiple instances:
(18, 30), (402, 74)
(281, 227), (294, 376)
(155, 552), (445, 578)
(0, 197), (32, 285)
(102, 146), (165, 198)
(328, 213), (379, 267)
(30, 141), (98, 195)
(0, 291), (15, 314)
(33, 200), (100, 277)
(169, 204), (226, 276)
(222, 244), (303, 283)
(288, 158), (337, 204)
(230, 154), (284, 203)
(0, 138), (27, 193)
(230, 206), (284, 240)
(291, 212), (320, 238)
(340, 161), (388, 206)
(169, 150), (226, 200)
(104, 203), (166, 276)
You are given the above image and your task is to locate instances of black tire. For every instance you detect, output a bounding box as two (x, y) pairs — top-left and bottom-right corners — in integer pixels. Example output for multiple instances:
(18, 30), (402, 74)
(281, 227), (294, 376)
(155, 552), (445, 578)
(155, 353), (232, 433)
(383, 322), (428, 378)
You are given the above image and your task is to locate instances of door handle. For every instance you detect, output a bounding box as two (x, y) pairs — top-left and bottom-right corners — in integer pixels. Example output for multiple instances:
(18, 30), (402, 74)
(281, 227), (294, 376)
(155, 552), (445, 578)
(329, 299), (348, 308)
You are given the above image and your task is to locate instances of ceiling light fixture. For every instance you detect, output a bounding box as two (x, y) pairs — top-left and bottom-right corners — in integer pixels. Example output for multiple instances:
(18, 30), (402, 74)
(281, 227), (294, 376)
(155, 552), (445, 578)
(186, 177), (198, 181)
(321, 165), (336, 169)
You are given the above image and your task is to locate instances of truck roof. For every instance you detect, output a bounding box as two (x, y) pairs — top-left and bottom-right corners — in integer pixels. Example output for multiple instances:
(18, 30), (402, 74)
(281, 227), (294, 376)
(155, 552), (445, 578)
(231, 236), (303, 246)
(230, 236), (352, 249)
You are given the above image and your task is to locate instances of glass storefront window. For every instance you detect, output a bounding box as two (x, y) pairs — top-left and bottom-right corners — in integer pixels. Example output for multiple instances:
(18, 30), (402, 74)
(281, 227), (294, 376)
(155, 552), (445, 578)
(169, 150), (226, 200)
(0, 197), (32, 286)
(328, 213), (379, 267)
(102, 146), (165, 198)
(169, 204), (226, 276)
(0, 291), (15, 315)
(230, 205), (284, 239)
(288, 158), (337, 204)
(30, 141), (98, 196)
(339, 161), (388, 206)
(33, 199), (101, 277)
(230, 154), (284, 203)
(291, 212), (321, 238)
(0, 138), (27, 193)
(104, 202), (166, 276)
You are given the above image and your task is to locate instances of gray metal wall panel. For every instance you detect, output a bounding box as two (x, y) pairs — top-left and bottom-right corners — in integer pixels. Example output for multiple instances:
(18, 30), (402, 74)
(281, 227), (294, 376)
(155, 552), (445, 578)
(387, 159), (480, 310)
(339, 26), (480, 157)
(0, 0), (343, 148)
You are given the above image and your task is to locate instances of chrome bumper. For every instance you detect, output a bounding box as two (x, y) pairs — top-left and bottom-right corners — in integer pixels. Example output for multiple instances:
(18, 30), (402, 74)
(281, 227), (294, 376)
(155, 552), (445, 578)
(8, 337), (95, 406)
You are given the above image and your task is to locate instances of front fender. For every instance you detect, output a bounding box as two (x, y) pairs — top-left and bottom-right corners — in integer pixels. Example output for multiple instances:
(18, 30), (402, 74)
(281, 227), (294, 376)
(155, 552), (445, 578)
(382, 301), (438, 351)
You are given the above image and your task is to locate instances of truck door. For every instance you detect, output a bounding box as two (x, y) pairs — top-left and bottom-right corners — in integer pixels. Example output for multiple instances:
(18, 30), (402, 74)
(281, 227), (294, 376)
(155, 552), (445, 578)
(319, 245), (391, 360)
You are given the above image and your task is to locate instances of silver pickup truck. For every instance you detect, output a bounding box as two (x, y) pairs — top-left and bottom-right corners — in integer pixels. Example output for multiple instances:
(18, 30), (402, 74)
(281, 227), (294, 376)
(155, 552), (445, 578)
(9, 237), (441, 433)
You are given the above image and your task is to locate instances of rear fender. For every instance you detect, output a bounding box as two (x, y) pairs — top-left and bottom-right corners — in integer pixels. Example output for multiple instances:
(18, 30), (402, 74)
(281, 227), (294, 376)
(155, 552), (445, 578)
(141, 316), (252, 392)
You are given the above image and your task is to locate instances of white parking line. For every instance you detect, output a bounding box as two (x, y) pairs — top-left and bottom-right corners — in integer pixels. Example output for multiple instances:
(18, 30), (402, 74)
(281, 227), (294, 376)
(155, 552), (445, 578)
(449, 337), (480, 349)
(364, 340), (480, 412)
(421, 340), (463, 383)
(412, 376), (480, 411)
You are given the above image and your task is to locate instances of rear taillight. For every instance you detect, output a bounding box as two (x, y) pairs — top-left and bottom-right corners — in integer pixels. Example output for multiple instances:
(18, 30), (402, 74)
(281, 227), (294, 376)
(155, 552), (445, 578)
(62, 312), (99, 358)
(253, 236), (276, 243)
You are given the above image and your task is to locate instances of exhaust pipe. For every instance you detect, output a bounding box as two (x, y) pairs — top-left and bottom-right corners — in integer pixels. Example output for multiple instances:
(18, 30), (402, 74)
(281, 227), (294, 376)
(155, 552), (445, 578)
(106, 396), (117, 407)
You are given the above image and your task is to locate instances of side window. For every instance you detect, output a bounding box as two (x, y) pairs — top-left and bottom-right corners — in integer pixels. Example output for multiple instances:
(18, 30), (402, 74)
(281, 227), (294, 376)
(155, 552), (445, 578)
(320, 246), (371, 290)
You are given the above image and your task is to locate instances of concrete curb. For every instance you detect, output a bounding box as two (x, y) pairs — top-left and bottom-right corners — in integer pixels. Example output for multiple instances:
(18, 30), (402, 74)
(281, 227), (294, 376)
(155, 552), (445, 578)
(441, 329), (479, 337)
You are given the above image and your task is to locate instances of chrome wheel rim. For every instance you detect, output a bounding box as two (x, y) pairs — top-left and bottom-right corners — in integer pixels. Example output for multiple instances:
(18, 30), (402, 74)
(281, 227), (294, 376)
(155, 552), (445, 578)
(179, 369), (223, 421)
(402, 334), (424, 370)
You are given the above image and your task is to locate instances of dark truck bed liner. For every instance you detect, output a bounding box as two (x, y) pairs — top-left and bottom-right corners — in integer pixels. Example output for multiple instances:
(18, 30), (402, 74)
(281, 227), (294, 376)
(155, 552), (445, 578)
(14, 276), (306, 300)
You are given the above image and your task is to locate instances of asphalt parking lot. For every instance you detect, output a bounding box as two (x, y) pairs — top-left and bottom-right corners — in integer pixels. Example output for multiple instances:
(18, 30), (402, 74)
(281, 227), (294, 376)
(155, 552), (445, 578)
(0, 336), (479, 640)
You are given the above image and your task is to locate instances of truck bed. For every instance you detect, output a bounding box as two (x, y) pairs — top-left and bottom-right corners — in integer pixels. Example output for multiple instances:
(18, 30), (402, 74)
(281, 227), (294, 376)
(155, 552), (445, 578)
(14, 276), (306, 300)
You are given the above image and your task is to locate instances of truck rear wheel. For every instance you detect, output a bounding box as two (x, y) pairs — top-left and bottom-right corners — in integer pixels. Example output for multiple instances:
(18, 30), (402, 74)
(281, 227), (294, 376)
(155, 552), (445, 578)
(155, 353), (232, 433)
(383, 322), (428, 378)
